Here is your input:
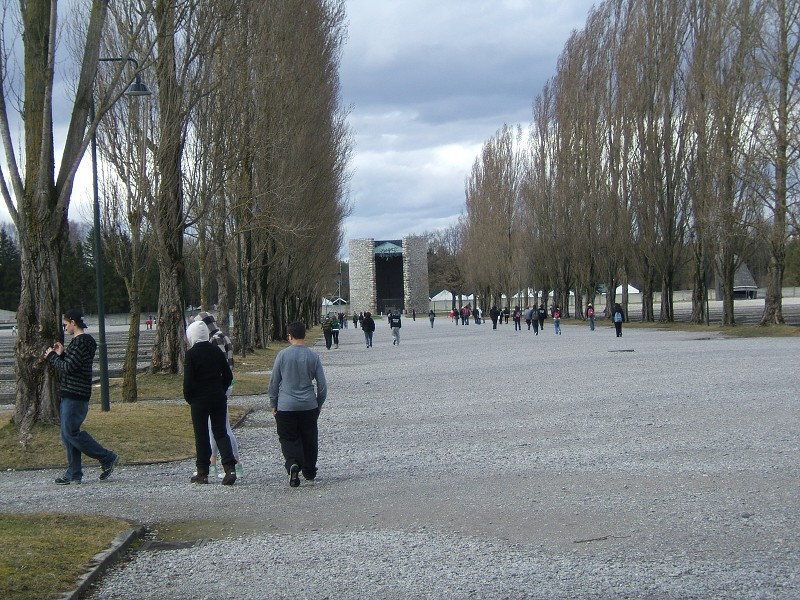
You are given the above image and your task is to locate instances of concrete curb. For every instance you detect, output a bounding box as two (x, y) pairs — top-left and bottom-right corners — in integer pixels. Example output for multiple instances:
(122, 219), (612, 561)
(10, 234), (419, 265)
(60, 525), (145, 600)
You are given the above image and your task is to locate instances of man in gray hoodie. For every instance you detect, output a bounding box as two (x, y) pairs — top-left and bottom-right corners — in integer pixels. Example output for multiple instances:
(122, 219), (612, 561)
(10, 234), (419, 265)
(268, 321), (327, 487)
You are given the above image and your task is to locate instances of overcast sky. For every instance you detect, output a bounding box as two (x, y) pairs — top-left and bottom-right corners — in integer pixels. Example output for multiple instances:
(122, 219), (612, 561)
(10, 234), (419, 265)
(340, 0), (597, 250)
(2, 1), (598, 251)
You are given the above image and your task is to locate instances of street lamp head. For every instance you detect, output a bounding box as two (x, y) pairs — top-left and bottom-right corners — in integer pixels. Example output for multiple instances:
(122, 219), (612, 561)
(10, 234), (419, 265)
(125, 75), (152, 97)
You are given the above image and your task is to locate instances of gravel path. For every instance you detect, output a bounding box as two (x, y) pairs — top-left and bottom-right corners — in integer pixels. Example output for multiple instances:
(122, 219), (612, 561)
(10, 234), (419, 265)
(2, 319), (798, 598)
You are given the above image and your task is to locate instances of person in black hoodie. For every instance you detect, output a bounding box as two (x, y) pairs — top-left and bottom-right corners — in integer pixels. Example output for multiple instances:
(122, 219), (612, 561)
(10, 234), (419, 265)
(184, 320), (236, 485)
(361, 311), (376, 347)
(489, 305), (501, 329)
(537, 304), (547, 331)
(388, 310), (402, 345)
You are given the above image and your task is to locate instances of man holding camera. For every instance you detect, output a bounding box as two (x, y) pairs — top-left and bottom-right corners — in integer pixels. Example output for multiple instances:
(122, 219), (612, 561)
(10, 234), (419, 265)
(45, 309), (119, 485)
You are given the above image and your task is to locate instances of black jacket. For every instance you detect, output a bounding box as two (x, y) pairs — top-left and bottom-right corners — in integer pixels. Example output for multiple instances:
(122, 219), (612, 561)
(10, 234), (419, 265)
(361, 316), (376, 333)
(184, 341), (233, 404)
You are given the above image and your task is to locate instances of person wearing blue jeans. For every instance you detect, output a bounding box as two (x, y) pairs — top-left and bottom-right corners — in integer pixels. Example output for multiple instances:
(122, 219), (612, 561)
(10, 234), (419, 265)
(46, 309), (118, 484)
(361, 311), (375, 347)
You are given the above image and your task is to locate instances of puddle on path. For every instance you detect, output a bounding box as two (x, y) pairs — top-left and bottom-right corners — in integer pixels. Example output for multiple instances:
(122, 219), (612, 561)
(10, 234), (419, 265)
(147, 518), (282, 546)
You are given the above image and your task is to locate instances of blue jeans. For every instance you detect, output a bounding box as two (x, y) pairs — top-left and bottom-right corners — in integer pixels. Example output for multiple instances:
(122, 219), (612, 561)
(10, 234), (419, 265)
(60, 398), (115, 481)
(363, 331), (373, 347)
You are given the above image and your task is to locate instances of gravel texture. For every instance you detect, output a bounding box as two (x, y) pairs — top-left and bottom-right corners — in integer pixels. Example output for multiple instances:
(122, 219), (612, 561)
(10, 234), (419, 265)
(2, 318), (798, 599)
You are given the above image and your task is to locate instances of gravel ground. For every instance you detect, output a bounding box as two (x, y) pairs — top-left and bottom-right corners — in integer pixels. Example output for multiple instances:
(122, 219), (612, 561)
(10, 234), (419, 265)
(1, 319), (798, 598)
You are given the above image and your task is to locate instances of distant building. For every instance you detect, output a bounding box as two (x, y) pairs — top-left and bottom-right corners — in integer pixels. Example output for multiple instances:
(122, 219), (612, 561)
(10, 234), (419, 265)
(348, 237), (428, 315)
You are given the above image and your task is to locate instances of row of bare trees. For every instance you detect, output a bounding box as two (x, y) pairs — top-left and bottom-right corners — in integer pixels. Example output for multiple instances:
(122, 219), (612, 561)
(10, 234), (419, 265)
(1, 0), (350, 439)
(462, 0), (799, 324)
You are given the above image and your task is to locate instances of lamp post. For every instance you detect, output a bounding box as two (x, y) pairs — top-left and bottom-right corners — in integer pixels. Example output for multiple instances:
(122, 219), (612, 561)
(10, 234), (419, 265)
(91, 57), (151, 411)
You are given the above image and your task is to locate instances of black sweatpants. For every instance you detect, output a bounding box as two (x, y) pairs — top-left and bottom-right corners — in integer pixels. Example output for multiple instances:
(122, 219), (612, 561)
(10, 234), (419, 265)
(190, 397), (235, 471)
(275, 407), (321, 480)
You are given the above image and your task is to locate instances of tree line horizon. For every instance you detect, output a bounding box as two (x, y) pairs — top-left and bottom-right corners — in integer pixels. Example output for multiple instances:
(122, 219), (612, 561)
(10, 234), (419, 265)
(432, 0), (799, 325)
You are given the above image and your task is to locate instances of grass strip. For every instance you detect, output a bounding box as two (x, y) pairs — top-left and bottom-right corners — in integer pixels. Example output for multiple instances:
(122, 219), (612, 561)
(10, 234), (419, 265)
(0, 513), (132, 600)
(0, 402), (251, 470)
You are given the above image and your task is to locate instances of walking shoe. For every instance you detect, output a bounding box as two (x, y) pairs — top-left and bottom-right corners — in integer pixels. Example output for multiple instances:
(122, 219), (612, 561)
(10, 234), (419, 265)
(99, 453), (119, 480)
(221, 464), (237, 486)
(54, 476), (81, 485)
(190, 473), (209, 484)
(289, 464), (301, 488)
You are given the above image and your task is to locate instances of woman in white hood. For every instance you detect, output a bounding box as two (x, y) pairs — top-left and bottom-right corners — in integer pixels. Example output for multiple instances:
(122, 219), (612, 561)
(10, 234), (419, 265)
(184, 321), (236, 484)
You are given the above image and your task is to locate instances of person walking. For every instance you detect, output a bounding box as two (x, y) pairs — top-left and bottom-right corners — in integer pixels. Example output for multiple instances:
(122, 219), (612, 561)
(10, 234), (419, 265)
(537, 304), (547, 331)
(389, 310), (402, 345)
(524, 305), (533, 330)
(184, 321), (237, 485)
(331, 314), (341, 349)
(490, 305), (500, 329)
(46, 309), (119, 485)
(613, 303), (625, 337)
(321, 314), (333, 350)
(429, 309), (436, 328)
(195, 311), (244, 479)
(513, 306), (522, 331)
(553, 306), (562, 335)
(587, 303), (595, 331)
(268, 321), (327, 487)
(361, 311), (376, 347)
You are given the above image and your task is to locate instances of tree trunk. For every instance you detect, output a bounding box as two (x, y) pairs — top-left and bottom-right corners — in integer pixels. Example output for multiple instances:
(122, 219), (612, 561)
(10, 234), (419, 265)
(151, 259), (185, 374)
(14, 237), (64, 438)
(719, 252), (736, 326)
(689, 239), (707, 324)
(122, 300), (141, 402)
(761, 253), (785, 324)
(150, 0), (187, 374)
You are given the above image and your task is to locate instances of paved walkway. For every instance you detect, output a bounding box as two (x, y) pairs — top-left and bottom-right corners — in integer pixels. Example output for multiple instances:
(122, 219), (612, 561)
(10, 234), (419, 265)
(1, 319), (798, 598)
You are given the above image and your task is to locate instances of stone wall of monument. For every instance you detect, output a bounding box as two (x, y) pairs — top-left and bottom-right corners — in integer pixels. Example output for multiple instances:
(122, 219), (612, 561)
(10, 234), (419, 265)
(403, 236), (429, 315)
(348, 238), (376, 314)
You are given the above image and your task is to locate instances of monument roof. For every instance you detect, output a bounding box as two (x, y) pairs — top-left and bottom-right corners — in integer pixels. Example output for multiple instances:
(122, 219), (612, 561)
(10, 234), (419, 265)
(374, 240), (403, 256)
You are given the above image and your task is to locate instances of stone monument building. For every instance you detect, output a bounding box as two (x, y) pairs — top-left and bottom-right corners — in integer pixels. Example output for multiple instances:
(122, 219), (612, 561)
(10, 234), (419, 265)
(348, 237), (429, 316)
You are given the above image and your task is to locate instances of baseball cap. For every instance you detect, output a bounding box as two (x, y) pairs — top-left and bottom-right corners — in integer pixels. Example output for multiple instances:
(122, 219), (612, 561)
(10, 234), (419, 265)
(63, 308), (88, 329)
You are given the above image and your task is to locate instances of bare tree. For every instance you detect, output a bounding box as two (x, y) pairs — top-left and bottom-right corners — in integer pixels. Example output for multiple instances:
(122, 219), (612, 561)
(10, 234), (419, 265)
(686, 0), (762, 325)
(463, 125), (524, 310)
(752, 0), (800, 324)
(0, 2), (149, 439)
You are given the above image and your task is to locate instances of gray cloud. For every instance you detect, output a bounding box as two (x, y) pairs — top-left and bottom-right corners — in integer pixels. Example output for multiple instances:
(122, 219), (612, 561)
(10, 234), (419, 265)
(341, 0), (596, 248)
